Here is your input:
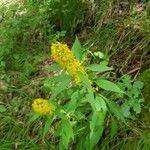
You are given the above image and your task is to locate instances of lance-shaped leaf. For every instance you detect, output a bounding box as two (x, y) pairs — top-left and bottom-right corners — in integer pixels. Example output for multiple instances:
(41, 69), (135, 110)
(96, 79), (124, 93)
(72, 36), (83, 61)
(87, 64), (113, 72)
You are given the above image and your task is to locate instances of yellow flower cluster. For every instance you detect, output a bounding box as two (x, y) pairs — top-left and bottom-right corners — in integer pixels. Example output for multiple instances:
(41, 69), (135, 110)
(32, 98), (55, 115)
(51, 42), (86, 82)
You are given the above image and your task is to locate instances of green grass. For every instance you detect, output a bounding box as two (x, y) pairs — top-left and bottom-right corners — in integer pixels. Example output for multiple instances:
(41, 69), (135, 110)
(0, 0), (150, 149)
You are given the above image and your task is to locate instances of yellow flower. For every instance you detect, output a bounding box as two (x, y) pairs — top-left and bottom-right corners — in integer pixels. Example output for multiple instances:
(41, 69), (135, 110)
(51, 42), (86, 82)
(32, 98), (55, 115)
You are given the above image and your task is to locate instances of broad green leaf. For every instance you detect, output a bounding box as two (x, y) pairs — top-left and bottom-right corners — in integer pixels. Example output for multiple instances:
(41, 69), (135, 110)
(86, 89), (95, 110)
(87, 64), (113, 72)
(67, 91), (79, 112)
(79, 70), (95, 110)
(0, 105), (6, 113)
(133, 81), (144, 89)
(106, 100), (125, 122)
(78, 72), (93, 91)
(52, 74), (71, 82)
(52, 76), (71, 98)
(61, 119), (74, 149)
(100, 61), (109, 66)
(133, 102), (141, 114)
(96, 79), (124, 93)
(95, 96), (107, 112)
(43, 117), (53, 137)
(47, 64), (62, 71)
(90, 111), (105, 149)
(110, 117), (118, 139)
(43, 74), (70, 87)
(121, 102), (131, 117)
(72, 36), (83, 61)
(79, 72), (95, 110)
(50, 74), (71, 98)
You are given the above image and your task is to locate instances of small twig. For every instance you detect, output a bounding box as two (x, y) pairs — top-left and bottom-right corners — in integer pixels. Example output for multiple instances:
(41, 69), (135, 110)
(127, 67), (140, 75)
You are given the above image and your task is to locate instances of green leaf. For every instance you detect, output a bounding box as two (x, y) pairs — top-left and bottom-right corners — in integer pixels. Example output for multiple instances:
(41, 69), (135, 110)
(78, 72), (92, 91)
(121, 101), (131, 117)
(110, 117), (118, 139)
(133, 81), (144, 89)
(78, 136), (90, 150)
(47, 64), (62, 71)
(52, 76), (71, 98)
(53, 74), (71, 83)
(106, 99), (125, 122)
(72, 36), (83, 61)
(90, 111), (105, 149)
(86, 89), (95, 110)
(67, 91), (79, 112)
(60, 119), (74, 149)
(43, 74), (69, 86)
(95, 96), (107, 112)
(43, 117), (53, 137)
(96, 79), (124, 93)
(121, 75), (132, 89)
(87, 64), (113, 72)
(0, 105), (6, 113)
(78, 72), (96, 110)
(133, 102), (141, 114)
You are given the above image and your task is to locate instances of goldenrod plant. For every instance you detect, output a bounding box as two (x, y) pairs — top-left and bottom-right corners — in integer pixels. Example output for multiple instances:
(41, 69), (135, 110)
(0, 0), (149, 149)
(51, 42), (86, 83)
(32, 98), (55, 115)
(29, 38), (144, 150)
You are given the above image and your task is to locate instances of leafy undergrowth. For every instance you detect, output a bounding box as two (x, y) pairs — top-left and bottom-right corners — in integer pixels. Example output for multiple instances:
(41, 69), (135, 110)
(0, 0), (150, 150)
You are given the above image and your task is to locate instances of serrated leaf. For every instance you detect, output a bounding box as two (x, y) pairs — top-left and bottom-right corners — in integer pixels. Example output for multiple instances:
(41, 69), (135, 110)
(87, 64), (113, 72)
(43, 117), (53, 137)
(121, 75), (132, 89)
(47, 64), (62, 71)
(96, 79), (124, 93)
(72, 36), (83, 61)
(106, 100), (125, 122)
(121, 102), (131, 117)
(90, 111), (105, 149)
(0, 105), (6, 112)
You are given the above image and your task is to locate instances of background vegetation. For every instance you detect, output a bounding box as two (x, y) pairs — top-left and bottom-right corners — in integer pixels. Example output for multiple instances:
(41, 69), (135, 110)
(0, 0), (150, 149)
